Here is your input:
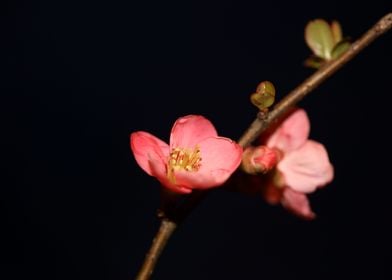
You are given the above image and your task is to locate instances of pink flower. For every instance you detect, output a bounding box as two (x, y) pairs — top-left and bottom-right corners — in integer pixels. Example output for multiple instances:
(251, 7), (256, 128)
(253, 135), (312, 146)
(262, 109), (334, 219)
(130, 115), (243, 194)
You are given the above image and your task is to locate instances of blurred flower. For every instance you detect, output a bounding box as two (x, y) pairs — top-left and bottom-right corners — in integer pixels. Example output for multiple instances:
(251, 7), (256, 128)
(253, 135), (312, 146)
(259, 109), (334, 219)
(131, 115), (243, 194)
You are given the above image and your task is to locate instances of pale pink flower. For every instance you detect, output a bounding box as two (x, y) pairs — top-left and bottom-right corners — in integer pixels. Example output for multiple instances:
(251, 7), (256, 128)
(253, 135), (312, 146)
(263, 109), (334, 219)
(131, 115), (243, 194)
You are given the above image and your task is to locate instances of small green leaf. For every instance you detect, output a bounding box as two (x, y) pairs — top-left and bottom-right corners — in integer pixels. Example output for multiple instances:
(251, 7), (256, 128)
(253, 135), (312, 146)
(304, 55), (325, 69)
(250, 81), (276, 110)
(331, 39), (351, 59)
(305, 19), (335, 60)
(331, 20), (343, 44)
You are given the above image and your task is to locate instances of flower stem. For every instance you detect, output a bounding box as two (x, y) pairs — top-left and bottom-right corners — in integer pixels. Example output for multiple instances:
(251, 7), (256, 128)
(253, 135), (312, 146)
(136, 191), (207, 280)
(135, 13), (392, 280)
(135, 219), (176, 280)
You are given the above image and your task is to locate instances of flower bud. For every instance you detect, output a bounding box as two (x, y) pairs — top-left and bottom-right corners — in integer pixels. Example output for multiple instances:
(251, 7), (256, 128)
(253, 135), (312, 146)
(241, 146), (280, 174)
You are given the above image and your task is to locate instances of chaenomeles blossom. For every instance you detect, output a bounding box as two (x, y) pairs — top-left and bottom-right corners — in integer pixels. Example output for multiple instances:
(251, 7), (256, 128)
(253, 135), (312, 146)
(130, 115), (243, 194)
(247, 109), (334, 219)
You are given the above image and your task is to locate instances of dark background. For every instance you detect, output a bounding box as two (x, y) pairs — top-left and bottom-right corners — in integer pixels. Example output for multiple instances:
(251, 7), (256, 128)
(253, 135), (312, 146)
(1, 1), (391, 279)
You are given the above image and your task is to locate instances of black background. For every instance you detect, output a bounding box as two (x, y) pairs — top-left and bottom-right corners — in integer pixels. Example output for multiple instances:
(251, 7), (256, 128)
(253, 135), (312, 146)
(1, 1), (391, 279)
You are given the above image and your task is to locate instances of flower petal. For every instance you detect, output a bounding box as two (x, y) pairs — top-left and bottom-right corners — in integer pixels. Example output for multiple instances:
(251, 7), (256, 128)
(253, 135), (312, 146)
(278, 140), (334, 193)
(173, 137), (242, 189)
(131, 132), (192, 194)
(266, 109), (310, 152)
(130, 131), (169, 176)
(281, 188), (316, 219)
(262, 182), (284, 205)
(170, 115), (218, 149)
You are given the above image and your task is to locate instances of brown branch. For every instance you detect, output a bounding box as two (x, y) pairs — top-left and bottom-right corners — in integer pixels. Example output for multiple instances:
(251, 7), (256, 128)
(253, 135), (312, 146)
(238, 13), (392, 147)
(135, 191), (207, 280)
(135, 219), (176, 280)
(135, 13), (392, 280)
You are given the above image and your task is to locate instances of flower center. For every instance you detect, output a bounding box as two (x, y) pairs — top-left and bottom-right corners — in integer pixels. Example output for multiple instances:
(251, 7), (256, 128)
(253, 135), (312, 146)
(167, 146), (202, 183)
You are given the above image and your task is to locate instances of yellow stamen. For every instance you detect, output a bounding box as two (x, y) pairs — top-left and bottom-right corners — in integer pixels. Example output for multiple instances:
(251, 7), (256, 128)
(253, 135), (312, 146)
(167, 146), (202, 183)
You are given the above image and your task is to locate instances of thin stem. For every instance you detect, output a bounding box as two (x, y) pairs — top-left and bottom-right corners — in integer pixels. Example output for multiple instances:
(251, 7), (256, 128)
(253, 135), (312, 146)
(136, 13), (392, 280)
(135, 219), (177, 280)
(135, 191), (207, 280)
(238, 13), (392, 147)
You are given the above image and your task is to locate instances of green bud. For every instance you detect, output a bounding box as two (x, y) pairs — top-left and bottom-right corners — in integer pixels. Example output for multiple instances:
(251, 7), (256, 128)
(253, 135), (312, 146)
(250, 81), (276, 110)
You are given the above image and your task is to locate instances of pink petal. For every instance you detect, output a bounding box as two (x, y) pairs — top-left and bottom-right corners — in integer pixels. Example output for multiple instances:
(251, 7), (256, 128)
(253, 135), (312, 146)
(174, 137), (242, 189)
(281, 188), (316, 219)
(130, 131), (169, 176)
(131, 132), (192, 194)
(262, 182), (283, 205)
(266, 109), (310, 152)
(170, 115), (218, 149)
(277, 140), (334, 193)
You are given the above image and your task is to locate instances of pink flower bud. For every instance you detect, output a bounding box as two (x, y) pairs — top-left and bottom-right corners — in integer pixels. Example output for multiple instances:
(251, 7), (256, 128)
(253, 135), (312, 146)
(241, 146), (280, 174)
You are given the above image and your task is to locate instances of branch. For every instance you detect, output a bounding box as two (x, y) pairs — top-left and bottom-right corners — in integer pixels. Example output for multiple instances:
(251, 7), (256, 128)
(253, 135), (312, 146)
(135, 219), (176, 280)
(135, 191), (207, 280)
(238, 13), (392, 147)
(135, 13), (392, 280)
